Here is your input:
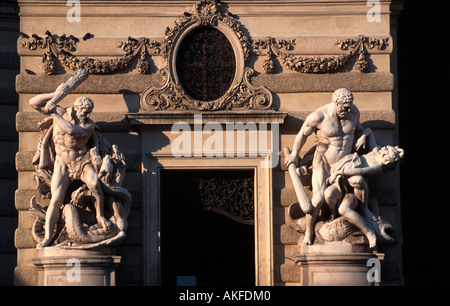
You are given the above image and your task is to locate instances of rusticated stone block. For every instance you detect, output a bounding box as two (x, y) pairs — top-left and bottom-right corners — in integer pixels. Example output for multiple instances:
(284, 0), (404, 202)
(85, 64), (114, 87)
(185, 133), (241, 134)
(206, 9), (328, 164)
(274, 186), (312, 208)
(16, 150), (142, 173)
(280, 187), (297, 207)
(15, 151), (34, 172)
(14, 228), (36, 249)
(16, 112), (132, 133)
(14, 266), (38, 286)
(280, 224), (301, 245)
(16, 74), (164, 94)
(280, 262), (300, 283)
(252, 72), (394, 93)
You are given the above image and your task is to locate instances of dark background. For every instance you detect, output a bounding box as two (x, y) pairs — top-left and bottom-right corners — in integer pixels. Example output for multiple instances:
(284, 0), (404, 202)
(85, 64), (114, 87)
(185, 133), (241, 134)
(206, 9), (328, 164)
(398, 0), (450, 285)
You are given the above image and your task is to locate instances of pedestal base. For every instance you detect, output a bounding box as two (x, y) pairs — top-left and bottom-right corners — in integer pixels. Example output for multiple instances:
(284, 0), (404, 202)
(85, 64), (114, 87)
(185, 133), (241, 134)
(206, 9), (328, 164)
(32, 247), (121, 286)
(295, 242), (384, 286)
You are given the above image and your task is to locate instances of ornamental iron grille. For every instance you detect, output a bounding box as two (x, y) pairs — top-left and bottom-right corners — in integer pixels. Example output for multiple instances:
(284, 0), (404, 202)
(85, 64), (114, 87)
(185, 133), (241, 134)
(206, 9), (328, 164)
(161, 170), (254, 225)
(176, 26), (236, 102)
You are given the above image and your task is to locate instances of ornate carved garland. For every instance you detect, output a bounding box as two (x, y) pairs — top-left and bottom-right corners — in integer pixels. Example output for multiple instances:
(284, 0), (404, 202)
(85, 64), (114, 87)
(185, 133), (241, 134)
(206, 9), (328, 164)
(253, 35), (389, 74)
(19, 31), (160, 75)
(20, 30), (387, 76)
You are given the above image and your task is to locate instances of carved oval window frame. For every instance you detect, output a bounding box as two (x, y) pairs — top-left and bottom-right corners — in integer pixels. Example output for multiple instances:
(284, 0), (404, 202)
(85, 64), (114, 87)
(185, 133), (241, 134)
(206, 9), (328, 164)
(140, 1), (271, 111)
(174, 26), (237, 102)
(167, 19), (246, 109)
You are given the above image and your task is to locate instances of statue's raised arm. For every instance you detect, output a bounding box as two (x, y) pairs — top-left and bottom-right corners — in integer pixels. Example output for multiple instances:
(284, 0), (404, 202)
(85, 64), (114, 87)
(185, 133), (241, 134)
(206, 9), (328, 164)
(29, 68), (88, 115)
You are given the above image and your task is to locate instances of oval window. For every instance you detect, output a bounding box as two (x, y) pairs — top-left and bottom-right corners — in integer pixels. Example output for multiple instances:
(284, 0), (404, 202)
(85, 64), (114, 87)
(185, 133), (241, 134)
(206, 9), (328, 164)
(176, 26), (236, 102)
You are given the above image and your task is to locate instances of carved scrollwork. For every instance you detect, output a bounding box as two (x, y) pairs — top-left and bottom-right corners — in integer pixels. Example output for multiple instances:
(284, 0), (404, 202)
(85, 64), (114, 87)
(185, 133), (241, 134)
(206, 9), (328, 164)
(19, 31), (160, 75)
(141, 68), (188, 110)
(140, 0), (271, 111)
(253, 35), (389, 73)
(141, 67), (273, 111)
(162, 0), (251, 64)
(227, 67), (273, 110)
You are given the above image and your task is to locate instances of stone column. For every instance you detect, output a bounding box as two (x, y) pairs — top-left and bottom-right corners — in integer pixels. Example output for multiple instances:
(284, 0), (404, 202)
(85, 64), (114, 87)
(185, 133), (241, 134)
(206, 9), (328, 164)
(32, 247), (121, 286)
(295, 242), (384, 286)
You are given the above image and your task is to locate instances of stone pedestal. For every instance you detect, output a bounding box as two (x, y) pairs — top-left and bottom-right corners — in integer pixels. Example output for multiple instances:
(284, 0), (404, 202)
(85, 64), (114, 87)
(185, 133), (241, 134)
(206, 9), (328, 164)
(295, 242), (384, 286)
(32, 247), (121, 286)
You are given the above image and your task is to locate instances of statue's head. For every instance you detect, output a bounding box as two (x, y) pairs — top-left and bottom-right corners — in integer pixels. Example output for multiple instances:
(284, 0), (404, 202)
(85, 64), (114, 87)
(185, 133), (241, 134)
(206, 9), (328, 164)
(375, 145), (405, 170)
(332, 88), (354, 119)
(74, 96), (94, 123)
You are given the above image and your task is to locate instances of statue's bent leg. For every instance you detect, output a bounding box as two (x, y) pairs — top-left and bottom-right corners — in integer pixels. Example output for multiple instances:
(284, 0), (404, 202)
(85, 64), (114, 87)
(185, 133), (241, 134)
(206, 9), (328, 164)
(324, 184), (342, 219)
(338, 194), (377, 248)
(347, 175), (368, 205)
(81, 164), (110, 231)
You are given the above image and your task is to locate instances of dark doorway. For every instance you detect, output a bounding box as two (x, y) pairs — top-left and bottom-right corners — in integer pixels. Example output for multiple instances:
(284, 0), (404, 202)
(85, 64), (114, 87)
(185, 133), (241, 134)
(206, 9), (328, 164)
(160, 170), (255, 286)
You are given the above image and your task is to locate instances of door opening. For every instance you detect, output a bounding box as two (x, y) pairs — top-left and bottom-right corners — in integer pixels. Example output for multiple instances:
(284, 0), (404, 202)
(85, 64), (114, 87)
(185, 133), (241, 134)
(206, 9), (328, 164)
(160, 170), (255, 286)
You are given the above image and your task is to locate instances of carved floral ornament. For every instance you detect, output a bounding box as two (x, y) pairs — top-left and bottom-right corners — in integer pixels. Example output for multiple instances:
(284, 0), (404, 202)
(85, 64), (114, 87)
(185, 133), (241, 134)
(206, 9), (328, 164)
(19, 0), (389, 110)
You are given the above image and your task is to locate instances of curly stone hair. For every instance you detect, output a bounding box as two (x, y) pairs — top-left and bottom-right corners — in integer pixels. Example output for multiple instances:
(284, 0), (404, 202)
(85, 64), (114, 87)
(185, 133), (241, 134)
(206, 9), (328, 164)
(73, 96), (94, 110)
(375, 145), (405, 166)
(332, 88), (354, 104)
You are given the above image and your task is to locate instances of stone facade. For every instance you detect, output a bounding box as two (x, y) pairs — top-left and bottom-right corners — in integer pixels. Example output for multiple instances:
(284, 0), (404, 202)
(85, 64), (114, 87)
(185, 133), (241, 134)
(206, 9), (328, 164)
(11, 0), (403, 285)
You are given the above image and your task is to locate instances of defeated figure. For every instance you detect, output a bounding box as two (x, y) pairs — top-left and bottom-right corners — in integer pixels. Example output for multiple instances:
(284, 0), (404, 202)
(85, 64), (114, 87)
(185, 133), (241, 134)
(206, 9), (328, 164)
(288, 145), (404, 248)
(325, 145), (404, 247)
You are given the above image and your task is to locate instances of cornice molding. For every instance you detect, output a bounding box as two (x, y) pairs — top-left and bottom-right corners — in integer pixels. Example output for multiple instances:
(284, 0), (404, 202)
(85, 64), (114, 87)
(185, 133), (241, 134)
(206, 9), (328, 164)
(16, 72), (394, 94)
